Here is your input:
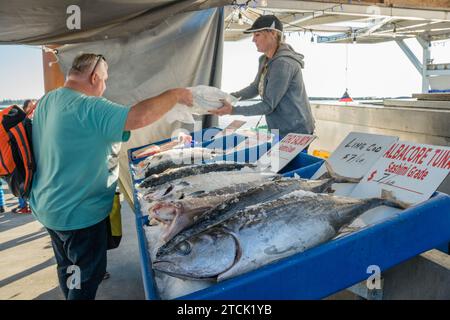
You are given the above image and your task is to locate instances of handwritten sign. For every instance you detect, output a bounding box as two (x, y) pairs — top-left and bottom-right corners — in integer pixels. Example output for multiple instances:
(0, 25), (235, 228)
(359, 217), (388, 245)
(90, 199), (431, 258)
(351, 141), (450, 205)
(311, 132), (399, 180)
(258, 133), (316, 173)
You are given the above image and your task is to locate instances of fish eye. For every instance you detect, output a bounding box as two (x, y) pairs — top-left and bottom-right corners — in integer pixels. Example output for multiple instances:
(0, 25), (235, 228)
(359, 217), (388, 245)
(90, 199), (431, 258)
(176, 241), (191, 255)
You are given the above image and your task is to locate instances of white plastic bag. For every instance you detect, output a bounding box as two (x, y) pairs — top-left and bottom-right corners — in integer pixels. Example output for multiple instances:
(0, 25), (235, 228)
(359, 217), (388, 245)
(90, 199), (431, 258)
(164, 85), (238, 124)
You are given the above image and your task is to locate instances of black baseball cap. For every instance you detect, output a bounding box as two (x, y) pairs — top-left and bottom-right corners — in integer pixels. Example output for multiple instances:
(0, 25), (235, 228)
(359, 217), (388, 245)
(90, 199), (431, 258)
(244, 15), (283, 34)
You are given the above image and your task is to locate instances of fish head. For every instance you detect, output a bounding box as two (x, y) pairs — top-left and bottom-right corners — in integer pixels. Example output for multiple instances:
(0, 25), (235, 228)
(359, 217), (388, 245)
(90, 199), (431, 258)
(149, 202), (181, 224)
(153, 228), (240, 280)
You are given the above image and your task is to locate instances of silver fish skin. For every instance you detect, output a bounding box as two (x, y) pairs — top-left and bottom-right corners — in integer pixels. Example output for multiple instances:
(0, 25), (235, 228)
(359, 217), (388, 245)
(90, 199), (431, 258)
(156, 177), (334, 255)
(153, 190), (399, 281)
(135, 147), (223, 179)
(139, 162), (256, 189)
(142, 167), (273, 202)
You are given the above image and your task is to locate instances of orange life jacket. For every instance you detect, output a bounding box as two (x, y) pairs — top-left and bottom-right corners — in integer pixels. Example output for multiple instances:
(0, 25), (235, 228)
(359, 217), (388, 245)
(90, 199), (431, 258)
(0, 105), (35, 198)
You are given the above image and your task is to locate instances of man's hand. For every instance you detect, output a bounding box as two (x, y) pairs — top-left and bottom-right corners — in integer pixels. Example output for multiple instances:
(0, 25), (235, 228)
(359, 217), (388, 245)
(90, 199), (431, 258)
(208, 99), (233, 116)
(172, 88), (193, 106)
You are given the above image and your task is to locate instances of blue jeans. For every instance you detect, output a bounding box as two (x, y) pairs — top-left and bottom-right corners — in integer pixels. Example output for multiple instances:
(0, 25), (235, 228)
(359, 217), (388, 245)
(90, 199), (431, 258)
(18, 197), (26, 208)
(46, 218), (108, 300)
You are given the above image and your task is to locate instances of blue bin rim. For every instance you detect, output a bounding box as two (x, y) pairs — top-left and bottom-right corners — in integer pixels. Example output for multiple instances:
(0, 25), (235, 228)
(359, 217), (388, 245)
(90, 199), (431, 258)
(134, 189), (450, 300)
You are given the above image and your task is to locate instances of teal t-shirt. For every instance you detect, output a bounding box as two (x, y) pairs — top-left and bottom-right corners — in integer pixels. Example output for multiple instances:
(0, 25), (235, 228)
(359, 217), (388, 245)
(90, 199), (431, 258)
(29, 87), (130, 231)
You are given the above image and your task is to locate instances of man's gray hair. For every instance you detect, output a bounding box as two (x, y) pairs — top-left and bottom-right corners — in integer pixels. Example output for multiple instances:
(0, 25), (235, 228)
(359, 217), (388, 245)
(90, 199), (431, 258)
(69, 53), (102, 75)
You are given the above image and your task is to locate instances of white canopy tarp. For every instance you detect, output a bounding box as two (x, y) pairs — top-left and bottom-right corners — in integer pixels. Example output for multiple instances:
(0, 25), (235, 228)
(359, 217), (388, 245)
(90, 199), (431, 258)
(0, 2), (227, 203)
(0, 0), (230, 44)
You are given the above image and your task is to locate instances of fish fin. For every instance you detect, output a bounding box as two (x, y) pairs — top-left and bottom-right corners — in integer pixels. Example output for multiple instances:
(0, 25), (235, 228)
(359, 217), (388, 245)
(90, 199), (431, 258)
(325, 161), (362, 184)
(380, 189), (411, 209)
(327, 184), (336, 194)
(317, 171), (331, 180)
(271, 175), (283, 181)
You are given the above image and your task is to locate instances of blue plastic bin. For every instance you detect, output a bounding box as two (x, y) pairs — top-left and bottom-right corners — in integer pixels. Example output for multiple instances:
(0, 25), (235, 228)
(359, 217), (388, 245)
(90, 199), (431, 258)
(129, 131), (450, 299)
(133, 192), (450, 300)
(280, 153), (324, 177)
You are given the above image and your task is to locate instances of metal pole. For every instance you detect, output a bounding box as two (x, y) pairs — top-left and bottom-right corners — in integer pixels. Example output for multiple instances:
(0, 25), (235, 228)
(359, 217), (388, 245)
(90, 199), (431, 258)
(417, 36), (430, 93)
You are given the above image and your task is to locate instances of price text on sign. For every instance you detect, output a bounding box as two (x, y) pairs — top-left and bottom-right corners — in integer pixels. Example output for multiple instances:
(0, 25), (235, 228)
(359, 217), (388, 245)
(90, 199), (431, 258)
(351, 141), (450, 204)
(341, 138), (384, 164)
(311, 132), (398, 180)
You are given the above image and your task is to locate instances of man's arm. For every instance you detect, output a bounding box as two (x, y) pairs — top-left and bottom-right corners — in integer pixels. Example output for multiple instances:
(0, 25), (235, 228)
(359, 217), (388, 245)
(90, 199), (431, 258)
(125, 88), (192, 131)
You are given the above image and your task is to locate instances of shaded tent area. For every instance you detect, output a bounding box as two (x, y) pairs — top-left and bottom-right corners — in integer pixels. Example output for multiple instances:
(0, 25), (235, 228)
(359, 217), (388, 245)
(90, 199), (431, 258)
(1, 0), (449, 202)
(0, 0), (233, 202)
(0, 1), (232, 301)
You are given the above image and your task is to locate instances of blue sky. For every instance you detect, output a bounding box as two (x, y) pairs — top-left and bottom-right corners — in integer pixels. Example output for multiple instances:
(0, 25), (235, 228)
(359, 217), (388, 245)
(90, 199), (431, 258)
(0, 45), (45, 100)
(0, 37), (449, 100)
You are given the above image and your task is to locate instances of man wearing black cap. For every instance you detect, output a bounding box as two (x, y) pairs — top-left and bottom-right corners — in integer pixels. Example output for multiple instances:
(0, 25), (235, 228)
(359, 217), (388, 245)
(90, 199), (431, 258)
(210, 15), (315, 138)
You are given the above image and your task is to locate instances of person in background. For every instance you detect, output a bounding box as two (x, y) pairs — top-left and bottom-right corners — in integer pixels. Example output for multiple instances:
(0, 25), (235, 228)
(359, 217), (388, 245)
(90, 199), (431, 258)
(11, 99), (36, 214)
(24, 98), (37, 118)
(209, 15), (315, 139)
(30, 53), (192, 300)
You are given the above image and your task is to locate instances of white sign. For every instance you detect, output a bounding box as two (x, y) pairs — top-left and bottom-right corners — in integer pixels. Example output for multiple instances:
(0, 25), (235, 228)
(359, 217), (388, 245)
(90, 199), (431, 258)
(351, 141), (450, 205)
(312, 132), (399, 180)
(213, 120), (247, 139)
(258, 133), (316, 173)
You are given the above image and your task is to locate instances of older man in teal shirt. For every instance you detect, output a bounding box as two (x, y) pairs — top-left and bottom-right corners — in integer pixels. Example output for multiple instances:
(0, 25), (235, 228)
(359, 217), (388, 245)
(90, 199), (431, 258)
(30, 53), (192, 299)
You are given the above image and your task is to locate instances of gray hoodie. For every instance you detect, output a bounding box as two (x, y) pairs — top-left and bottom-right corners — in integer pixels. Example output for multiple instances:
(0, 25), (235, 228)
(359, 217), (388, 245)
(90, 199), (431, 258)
(231, 43), (315, 137)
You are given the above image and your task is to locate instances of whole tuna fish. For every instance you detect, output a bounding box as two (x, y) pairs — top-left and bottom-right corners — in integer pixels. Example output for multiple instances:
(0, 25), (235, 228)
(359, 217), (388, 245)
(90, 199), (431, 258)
(134, 147), (224, 179)
(151, 177), (334, 243)
(139, 162), (256, 189)
(153, 190), (401, 281)
(141, 165), (275, 202)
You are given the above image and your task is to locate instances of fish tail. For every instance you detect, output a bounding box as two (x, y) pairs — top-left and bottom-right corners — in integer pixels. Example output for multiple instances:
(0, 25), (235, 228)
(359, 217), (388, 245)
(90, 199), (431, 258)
(380, 189), (411, 210)
(325, 161), (362, 184)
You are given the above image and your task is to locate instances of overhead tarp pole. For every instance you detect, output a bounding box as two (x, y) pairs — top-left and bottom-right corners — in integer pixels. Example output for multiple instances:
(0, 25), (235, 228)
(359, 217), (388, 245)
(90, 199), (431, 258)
(56, 8), (225, 205)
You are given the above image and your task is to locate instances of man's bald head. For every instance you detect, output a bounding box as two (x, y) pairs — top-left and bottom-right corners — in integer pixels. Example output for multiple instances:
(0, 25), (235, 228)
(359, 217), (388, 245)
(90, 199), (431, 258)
(69, 53), (104, 75)
(66, 53), (108, 97)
